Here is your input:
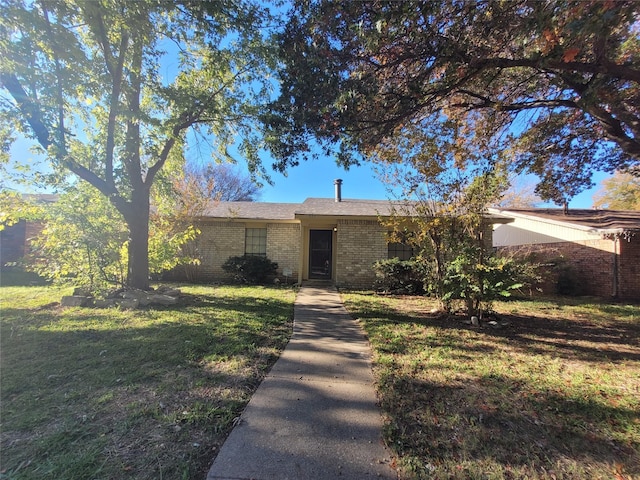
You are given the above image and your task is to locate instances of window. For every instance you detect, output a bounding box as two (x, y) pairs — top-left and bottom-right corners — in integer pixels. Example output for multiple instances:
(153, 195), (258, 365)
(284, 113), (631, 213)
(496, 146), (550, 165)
(388, 242), (414, 260)
(245, 228), (267, 256)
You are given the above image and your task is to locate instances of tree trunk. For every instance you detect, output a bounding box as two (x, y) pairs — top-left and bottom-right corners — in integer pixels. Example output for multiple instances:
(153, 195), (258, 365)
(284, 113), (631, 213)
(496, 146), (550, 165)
(123, 189), (150, 291)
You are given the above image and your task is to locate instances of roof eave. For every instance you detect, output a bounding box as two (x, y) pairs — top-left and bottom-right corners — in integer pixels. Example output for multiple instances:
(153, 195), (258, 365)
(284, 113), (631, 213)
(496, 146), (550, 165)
(488, 208), (638, 235)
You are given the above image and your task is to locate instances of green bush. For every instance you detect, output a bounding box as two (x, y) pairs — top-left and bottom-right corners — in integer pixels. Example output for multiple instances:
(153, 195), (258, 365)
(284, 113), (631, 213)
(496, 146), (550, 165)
(373, 258), (425, 294)
(222, 255), (278, 284)
(441, 250), (530, 317)
(555, 261), (583, 296)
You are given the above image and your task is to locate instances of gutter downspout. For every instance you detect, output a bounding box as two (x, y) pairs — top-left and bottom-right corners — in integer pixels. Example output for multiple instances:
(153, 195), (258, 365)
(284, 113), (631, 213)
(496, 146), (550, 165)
(612, 236), (619, 298)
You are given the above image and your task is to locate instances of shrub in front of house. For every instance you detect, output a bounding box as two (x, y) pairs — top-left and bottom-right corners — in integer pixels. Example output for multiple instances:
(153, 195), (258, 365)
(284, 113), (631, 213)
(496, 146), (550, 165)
(554, 260), (583, 296)
(222, 255), (278, 284)
(373, 258), (425, 294)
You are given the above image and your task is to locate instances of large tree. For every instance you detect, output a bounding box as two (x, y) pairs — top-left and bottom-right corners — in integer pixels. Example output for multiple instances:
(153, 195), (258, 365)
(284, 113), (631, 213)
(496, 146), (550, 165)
(1, 0), (274, 289)
(179, 163), (262, 203)
(265, 0), (639, 204)
(593, 171), (640, 210)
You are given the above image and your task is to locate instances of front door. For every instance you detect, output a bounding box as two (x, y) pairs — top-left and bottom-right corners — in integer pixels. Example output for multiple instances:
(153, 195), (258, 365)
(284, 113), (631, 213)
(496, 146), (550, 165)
(309, 230), (332, 279)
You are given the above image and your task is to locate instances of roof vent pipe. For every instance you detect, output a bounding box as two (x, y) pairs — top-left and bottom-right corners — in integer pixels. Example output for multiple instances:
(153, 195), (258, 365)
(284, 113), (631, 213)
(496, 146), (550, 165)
(334, 178), (343, 202)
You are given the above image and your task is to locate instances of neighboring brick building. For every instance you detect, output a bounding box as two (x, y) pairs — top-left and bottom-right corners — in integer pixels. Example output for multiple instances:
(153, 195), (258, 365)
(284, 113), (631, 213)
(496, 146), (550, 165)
(191, 180), (507, 289)
(490, 208), (640, 300)
(0, 194), (56, 268)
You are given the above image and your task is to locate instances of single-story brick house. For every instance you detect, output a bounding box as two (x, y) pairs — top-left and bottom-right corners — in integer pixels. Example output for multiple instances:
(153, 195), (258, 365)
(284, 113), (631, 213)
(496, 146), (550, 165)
(188, 180), (511, 288)
(489, 208), (640, 299)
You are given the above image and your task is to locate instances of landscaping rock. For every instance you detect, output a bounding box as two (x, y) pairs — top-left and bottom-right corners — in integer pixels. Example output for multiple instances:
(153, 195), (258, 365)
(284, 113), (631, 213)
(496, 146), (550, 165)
(137, 295), (152, 307)
(61, 295), (90, 307)
(117, 298), (140, 309)
(122, 289), (153, 306)
(93, 299), (116, 308)
(106, 288), (125, 299)
(122, 290), (143, 299)
(155, 286), (181, 297)
(62, 285), (180, 309)
(150, 294), (178, 305)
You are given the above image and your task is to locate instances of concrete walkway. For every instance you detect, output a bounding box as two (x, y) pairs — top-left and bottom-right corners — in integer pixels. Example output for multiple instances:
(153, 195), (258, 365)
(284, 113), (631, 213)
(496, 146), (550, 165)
(206, 284), (397, 480)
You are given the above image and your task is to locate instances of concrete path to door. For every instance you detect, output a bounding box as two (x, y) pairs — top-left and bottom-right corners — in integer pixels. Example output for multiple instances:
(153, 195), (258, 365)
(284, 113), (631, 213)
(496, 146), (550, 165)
(206, 284), (397, 480)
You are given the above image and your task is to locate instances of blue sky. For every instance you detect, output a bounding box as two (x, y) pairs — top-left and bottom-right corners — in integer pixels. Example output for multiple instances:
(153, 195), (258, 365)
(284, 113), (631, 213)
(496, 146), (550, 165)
(4, 2), (608, 211)
(10, 135), (606, 208)
(258, 158), (606, 208)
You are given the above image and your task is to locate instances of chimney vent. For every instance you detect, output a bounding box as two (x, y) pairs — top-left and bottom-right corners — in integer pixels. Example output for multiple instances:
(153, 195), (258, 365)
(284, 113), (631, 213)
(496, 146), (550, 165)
(334, 179), (343, 202)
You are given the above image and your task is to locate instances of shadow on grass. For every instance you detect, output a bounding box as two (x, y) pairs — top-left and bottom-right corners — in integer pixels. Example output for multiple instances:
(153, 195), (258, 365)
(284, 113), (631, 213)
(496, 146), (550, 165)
(383, 372), (640, 477)
(352, 297), (640, 363)
(344, 294), (640, 476)
(1, 292), (294, 392)
(0, 290), (295, 480)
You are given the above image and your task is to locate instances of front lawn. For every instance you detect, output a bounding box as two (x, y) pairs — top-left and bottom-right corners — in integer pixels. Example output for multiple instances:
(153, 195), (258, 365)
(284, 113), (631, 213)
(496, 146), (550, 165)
(342, 293), (640, 480)
(0, 284), (296, 480)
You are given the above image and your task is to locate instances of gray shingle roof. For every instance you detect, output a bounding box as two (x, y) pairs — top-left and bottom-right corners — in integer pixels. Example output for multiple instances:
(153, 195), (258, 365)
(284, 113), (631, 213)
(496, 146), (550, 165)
(199, 197), (409, 220)
(295, 198), (403, 216)
(200, 201), (301, 220)
(489, 208), (640, 233)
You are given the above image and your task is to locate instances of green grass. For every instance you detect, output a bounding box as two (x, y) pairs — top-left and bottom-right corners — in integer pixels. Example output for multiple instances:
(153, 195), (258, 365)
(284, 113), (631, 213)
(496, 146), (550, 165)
(0, 284), (296, 480)
(341, 293), (640, 480)
(0, 268), (49, 287)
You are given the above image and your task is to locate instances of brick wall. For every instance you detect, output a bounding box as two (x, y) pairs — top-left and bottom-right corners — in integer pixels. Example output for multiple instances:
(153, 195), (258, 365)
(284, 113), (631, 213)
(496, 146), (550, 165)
(619, 234), (640, 299)
(266, 223), (300, 282)
(196, 221), (246, 280)
(1, 220), (46, 267)
(498, 236), (640, 299)
(176, 221), (300, 282)
(1, 220), (27, 265)
(335, 219), (387, 288)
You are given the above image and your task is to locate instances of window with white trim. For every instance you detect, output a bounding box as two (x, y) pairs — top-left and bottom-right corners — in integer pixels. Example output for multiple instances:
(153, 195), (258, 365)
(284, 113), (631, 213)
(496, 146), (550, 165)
(245, 228), (267, 256)
(387, 242), (414, 260)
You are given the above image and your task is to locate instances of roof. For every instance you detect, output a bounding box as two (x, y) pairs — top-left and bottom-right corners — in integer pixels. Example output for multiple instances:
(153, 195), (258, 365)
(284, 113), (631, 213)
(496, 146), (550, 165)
(200, 197), (514, 223)
(489, 208), (640, 234)
(199, 198), (400, 220)
(295, 198), (406, 217)
(200, 201), (301, 220)
(22, 193), (59, 204)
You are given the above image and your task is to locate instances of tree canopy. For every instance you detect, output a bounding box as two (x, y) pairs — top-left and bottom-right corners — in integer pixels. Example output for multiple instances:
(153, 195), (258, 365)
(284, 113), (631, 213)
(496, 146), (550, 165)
(593, 171), (640, 210)
(265, 0), (639, 204)
(1, 0), (275, 289)
(180, 163), (262, 203)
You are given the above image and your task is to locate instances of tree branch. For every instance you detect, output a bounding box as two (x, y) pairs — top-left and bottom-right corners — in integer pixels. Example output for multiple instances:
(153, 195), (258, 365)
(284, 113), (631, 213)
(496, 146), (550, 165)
(146, 60), (260, 187)
(478, 57), (640, 84)
(40, 2), (66, 155)
(582, 103), (640, 157)
(104, 32), (129, 187)
(122, 34), (144, 192)
(0, 73), (126, 203)
(451, 90), (579, 111)
(1, 72), (52, 149)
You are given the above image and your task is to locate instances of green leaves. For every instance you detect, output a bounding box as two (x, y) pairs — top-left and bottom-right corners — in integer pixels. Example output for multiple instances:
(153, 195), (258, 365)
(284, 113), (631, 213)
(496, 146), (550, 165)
(593, 171), (640, 210)
(29, 184), (129, 293)
(441, 250), (528, 314)
(267, 0), (640, 203)
(2, 0), (277, 288)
